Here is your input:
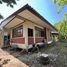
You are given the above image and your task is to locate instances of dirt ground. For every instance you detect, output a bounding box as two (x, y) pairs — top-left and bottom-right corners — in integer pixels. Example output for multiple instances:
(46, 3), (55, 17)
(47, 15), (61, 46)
(3, 42), (67, 67)
(0, 49), (29, 67)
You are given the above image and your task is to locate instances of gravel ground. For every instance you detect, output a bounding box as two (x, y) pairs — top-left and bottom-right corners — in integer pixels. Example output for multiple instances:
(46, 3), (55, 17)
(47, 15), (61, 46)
(3, 42), (67, 67)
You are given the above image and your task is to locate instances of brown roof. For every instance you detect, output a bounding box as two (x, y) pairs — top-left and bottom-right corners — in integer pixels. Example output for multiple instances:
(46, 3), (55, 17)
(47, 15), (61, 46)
(0, 4), (58, 31)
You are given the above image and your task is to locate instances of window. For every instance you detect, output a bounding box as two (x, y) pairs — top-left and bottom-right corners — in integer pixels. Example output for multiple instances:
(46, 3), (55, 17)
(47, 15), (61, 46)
(35, 27), (44, 37)
(28, 28), (33, 37)
(12, 25), (23, 37)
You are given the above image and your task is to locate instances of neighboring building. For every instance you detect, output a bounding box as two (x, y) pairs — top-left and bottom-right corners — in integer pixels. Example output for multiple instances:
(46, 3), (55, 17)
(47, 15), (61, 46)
(51, 31), (59, 42)
(0, 4), (58, 49)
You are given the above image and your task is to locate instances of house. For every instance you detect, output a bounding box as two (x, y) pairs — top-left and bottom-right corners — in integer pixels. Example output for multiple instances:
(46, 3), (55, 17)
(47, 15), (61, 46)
(0, 4), (58, 49)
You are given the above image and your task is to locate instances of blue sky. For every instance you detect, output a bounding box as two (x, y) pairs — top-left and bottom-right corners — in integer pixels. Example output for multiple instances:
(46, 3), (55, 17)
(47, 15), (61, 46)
(0, 0), (67, 25)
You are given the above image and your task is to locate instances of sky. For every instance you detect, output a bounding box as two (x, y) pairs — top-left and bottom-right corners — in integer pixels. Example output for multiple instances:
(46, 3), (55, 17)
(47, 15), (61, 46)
(0, 0), (67, 25)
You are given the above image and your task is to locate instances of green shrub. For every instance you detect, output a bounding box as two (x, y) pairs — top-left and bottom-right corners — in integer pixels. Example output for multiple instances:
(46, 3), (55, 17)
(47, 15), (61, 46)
(58, 34), (67, 42)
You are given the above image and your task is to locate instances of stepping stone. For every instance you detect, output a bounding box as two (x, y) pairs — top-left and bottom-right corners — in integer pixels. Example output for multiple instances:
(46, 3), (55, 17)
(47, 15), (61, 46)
(39, 54), (50, 65)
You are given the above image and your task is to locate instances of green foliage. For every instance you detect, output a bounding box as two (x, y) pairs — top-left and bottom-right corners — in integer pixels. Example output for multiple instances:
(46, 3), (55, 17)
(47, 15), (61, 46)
(53, 0), (57, 4)
(58, 34), (67, 42)
(0, 14), (3, 19)
(0, 0), (19, 19)
(64, 13), (67, 20)
(54, 17), (67, 42)
(53, 0), (67, 13)
(0, 0), (18, 8)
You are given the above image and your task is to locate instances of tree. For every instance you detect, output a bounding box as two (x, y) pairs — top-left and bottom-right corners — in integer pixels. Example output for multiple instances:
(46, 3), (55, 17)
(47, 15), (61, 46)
(0, 0), (18, 7)
(0, 14), (3, 19)
(54, 18), (67, 42)
(53, 0), (67, 13)
(0, 0), (19, 19)
(64, 13), (67, 20)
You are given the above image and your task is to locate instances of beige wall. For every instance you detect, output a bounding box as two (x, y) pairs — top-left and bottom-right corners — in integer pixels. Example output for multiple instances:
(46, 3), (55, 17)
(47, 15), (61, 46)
(23, 21), (44, 46)
(46, 28), (52, 43)
(0, 31), (3, 48)
(0, 28), (12, 48)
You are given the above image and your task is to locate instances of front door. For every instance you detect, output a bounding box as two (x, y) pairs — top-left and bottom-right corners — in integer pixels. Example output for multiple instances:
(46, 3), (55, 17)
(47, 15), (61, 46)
(28, 28), (34, 44)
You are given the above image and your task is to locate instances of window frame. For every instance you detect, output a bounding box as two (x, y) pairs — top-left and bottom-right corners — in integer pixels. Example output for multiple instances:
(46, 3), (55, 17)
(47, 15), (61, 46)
(12, 25), (23, 38)
(35, 27), (44, 37)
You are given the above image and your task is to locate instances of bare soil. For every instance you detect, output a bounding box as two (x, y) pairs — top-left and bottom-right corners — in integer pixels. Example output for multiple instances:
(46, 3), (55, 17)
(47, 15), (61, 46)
(0, 49), (29, 67)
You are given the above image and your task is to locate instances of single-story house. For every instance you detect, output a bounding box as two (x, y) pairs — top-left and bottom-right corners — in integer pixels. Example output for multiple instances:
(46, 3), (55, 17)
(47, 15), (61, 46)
(0, 4), (58, 49)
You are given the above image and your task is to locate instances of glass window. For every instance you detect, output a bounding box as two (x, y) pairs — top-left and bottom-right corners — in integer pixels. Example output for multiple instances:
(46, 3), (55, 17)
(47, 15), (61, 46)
(12, 25), (23, 37)
(35, 27), (44, 37)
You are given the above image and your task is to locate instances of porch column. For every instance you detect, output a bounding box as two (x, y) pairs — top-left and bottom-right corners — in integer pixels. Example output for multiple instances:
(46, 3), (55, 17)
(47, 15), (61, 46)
(46, 28), (49, 42)
(23, 24), (28, 47)
(44, 27), (47, 42)
(46, 28), (52, 43)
